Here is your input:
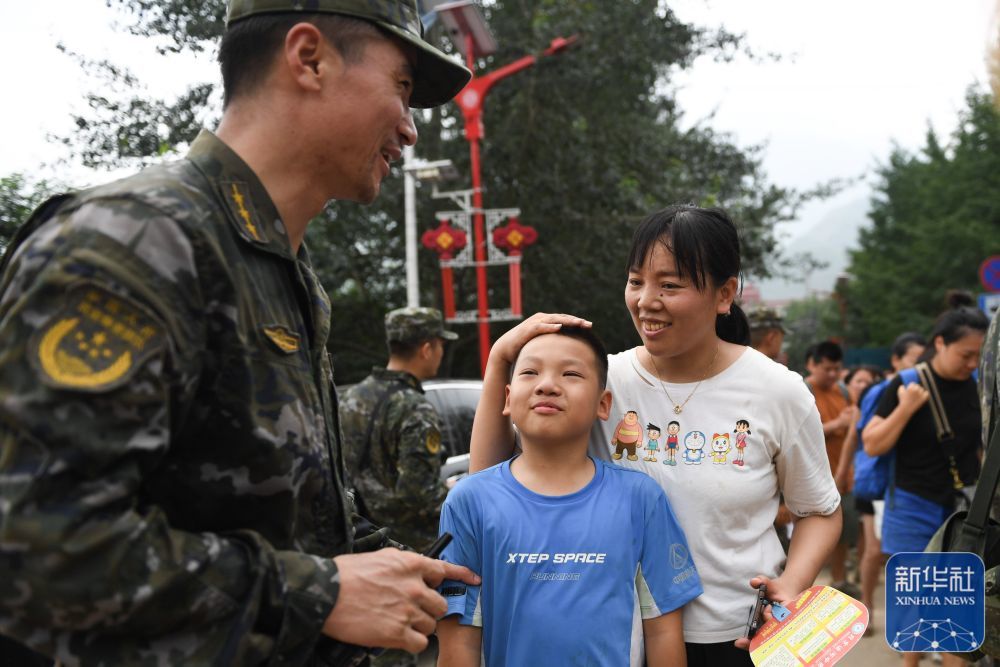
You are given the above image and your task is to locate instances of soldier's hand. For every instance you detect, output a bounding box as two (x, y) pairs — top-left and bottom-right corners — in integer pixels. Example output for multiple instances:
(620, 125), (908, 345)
(489, 312), (591, 366)
(323, 548), (480, 653)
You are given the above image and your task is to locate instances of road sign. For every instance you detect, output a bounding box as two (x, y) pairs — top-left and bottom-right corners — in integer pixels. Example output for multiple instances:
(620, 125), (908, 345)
(979, 256), (1000, 292)
(979, 293), (1000, 318)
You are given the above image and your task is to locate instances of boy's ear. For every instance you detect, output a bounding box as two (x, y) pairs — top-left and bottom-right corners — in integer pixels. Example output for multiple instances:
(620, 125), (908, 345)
(502, 384), (512, 417)
(596, 389), (612, 421)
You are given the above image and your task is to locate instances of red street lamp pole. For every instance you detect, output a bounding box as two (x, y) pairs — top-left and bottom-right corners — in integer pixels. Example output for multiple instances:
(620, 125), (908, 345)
(454, 35), (577, 375)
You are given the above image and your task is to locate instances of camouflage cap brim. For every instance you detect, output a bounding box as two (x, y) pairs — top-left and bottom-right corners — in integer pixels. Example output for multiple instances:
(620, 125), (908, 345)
(439, 329), (459, 341)
(377, 22), (471, 108)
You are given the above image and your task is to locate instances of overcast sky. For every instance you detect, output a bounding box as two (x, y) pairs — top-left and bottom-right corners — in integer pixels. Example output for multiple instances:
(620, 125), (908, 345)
(1, 0), (996, 290)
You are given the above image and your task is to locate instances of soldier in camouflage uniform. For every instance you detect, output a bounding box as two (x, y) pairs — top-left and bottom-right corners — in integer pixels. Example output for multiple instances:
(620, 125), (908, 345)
(0, 1), (477, 665)
(341, 307), (457, 553)
(978, 310), (1000, 658)
(747, 305), (786, 361)
(340, 307), (457, 667)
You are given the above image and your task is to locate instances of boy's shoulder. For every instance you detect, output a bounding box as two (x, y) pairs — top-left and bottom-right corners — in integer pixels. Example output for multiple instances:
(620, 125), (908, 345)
(596, 459), (666, 498)
(447, 460), (507, 501)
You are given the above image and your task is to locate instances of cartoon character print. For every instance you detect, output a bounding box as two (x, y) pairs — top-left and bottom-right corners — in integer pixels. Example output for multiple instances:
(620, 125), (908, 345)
(643, 423), (661, 462)
(611, 410), (641, 461)
(663, 420), (680, 466)
(682, 430), (706, 465)
(710, 432), (731, 464)
(733, 419), (751, 467)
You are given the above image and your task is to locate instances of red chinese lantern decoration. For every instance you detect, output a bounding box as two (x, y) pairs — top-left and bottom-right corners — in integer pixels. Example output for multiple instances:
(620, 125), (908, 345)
(422, 219), (469, 318)
(491, 217), (537, 316)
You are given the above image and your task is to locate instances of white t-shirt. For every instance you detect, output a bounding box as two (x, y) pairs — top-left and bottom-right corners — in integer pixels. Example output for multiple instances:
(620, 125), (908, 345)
(589, 346), (840, 643)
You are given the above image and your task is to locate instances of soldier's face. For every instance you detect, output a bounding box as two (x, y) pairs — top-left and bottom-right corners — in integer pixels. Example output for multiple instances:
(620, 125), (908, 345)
(318, 34), (418, 203)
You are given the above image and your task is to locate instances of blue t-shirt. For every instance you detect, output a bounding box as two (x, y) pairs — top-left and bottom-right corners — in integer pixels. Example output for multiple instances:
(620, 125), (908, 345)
(439, 457), (702, 666)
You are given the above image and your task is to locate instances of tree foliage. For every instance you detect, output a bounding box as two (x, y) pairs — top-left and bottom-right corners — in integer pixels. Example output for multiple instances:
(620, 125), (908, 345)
(33, 0), (813, 380)
(0, 174), (59, 255)
(843, 90), (1000, 346)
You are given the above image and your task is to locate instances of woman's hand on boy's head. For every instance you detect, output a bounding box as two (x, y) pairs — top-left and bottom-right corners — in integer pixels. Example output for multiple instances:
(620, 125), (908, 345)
(491, 313), (592, 365)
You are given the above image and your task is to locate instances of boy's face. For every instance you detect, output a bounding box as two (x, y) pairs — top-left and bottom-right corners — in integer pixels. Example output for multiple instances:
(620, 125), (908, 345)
(503, 334), (611, 443)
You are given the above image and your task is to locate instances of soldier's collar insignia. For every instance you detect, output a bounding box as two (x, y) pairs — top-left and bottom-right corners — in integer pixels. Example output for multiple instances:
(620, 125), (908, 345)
(263, 325), (301, 354)
(29, 285), (165, 393)
(222, 181), (263, 243)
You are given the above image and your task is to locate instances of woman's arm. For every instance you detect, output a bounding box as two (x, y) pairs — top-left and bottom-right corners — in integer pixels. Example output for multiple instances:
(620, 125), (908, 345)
(733, 509), (842, 650)
(643, 609), (686, 667)
(861, 383), (929, 456)
(469, 313), (591, 472)
(436, 617), (482, 667)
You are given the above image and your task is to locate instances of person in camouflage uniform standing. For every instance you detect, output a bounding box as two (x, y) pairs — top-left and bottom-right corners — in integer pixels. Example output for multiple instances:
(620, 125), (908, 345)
(978, 309), (1000, 658)
(340, 307), (456, 667)
(0, 1), (478, 665)
(747, 305), (786, 362)
(341, 307), (457, 553)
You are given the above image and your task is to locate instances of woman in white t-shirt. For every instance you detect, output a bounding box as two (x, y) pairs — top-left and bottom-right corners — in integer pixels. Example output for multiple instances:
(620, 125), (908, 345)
(469, 205), (842, 666)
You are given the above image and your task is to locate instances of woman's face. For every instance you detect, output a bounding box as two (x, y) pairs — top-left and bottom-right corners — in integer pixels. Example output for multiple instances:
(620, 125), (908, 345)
(933, 331), (985, 381)
(625, 241), (734, 359)
(846, 369), (875, 403)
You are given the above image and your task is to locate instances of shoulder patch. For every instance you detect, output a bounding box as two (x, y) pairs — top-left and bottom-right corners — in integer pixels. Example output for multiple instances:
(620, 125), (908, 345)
(263, 325), (301, 354)
(426, 429), (442, 455)
(29, 285), (165, 393)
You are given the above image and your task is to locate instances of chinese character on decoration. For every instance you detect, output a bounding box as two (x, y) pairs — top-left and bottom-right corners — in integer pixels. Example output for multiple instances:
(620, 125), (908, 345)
(492, 217), (537, 256)
(422, 219), (468, 260)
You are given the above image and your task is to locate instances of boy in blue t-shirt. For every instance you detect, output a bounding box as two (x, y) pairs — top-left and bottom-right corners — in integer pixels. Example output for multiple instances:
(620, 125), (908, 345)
(436, 327), (702, 667)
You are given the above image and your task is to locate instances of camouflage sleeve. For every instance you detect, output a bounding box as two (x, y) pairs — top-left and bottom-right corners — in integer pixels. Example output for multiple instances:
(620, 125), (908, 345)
(0, 201), (338, 664)
(383, 395), (448, 548)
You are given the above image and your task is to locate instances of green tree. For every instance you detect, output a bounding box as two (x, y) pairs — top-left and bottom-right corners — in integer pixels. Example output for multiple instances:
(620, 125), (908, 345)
(782, 295), (845, 376)
(50, 0), (814, 380)
(0, 174), (59, 253)
(844, 89), (1000, 346)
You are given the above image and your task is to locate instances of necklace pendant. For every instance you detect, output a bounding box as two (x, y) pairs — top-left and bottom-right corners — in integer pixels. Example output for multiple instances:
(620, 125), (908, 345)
(673, 405), (683, 415)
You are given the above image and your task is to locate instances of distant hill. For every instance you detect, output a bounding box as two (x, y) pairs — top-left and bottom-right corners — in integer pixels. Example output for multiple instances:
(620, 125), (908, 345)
(757, 196), (870, 301)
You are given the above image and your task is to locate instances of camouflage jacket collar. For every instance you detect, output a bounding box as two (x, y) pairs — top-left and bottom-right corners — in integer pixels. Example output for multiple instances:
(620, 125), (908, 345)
(371, 367), (424, 392)
(187, 130), (296, 261)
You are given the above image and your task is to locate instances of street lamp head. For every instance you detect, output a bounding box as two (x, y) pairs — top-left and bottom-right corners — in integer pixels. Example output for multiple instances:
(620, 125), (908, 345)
(435, 0), (498, 60)
(406, 159), (459, 183)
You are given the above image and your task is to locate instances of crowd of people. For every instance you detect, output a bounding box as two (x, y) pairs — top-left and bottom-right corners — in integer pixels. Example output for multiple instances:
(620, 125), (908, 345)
(0, 0), (996, 665)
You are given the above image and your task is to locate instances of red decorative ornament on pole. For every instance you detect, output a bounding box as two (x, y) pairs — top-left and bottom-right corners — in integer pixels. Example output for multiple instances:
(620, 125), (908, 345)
(431, 0), (577, 375)
(453, 38), (577, 374)
(422, 219), (468, 320)
(492, 217), (537, 317)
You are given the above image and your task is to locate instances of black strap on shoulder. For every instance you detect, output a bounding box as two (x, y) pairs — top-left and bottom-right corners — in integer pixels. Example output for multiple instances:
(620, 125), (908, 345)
(0, 193), (74, 278)
(954, 425), (1000, 554)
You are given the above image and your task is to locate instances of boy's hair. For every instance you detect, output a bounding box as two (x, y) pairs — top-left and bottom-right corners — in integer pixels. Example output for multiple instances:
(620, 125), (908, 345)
(510, 326), (609, 389)
(807, 340), (843, 364)
(647, 422), (660, 432)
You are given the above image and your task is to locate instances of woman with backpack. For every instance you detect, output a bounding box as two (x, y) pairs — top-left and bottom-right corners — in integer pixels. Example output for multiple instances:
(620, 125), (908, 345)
(862, 292), (988, 667)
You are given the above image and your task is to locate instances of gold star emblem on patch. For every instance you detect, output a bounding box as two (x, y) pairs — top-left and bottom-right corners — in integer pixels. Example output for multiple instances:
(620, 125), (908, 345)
(30, 285), (165, 393)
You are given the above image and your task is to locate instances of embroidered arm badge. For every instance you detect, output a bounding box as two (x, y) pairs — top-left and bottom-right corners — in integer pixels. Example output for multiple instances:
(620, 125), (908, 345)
(29, 285), (165, 393)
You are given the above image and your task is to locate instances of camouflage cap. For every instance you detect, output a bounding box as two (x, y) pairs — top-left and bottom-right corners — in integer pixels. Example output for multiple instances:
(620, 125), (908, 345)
(747, 306), (786, 333)
(385, 307), (458, 343)
(226, 0), (471, 108)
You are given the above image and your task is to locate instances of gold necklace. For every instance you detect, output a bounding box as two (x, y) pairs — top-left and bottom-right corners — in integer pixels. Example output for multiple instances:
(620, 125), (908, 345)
(647, 345), (719, 415)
